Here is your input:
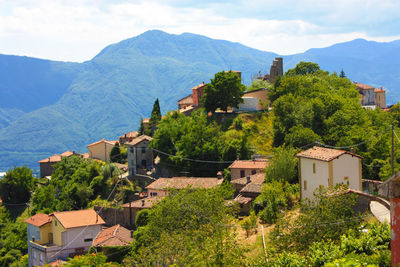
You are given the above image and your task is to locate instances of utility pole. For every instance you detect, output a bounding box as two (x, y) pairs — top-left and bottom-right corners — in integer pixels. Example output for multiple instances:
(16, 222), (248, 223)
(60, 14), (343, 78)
(392, 123), (395, 176)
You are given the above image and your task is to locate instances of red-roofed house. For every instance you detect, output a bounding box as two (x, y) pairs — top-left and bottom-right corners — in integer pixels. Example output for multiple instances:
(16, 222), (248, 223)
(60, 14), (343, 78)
(119, 131), (139, 145)
(228, 160), (269, 180)
(354, 82), (386, 109)
(38, 151), (82, 178)
(25, 209), (105, 266)
(297, 146), (362, 200)
(87, 139), (118, 162)
(93, 224), (133, 247)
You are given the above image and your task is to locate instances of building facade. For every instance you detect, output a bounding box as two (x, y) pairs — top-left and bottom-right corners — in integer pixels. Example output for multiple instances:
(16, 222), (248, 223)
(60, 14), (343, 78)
(126, 135), (153, 177)
(87, 139), (117, 162)
(228, 160), (269, 180)
(297, 146), (362, 201)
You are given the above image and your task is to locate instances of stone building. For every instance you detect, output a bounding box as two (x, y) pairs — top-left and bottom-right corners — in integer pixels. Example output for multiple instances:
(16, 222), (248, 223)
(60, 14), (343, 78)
(354, 82), (386, 109)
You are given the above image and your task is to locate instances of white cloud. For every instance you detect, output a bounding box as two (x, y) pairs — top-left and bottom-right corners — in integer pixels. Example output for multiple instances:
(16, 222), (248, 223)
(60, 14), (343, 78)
(0, 0), (399, 62)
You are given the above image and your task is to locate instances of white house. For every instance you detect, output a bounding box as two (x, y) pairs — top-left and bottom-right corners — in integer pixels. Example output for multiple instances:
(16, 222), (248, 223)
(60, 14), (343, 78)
(87, 139), (118, 162)
(296, 146), (362, 201)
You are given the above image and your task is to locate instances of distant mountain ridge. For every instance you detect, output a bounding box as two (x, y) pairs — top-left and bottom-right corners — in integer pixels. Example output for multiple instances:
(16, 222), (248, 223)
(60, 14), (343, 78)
(0, 30), (399, 170)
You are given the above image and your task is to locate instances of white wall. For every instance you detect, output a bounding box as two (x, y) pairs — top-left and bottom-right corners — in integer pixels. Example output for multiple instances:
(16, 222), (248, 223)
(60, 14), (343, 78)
(62, 225), (102, 249)
(234, 97), (259, 112)
(300, 158), (329, 200)
(332, 154), (360, 191)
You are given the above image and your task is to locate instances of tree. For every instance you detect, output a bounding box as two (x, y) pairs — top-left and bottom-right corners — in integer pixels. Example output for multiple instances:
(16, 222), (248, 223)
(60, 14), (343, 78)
(149, 98), (161, 126)
(265, 146), (298, 183)
(247, 79), (272, 92)
(109, 142), (121, 163)
(285, 61), (322, 76)
(339, 69), (347, 78)
(0, 166), (35, 204)
(128, 185), (245, 266)
(203, 71), (246, 112)
(270, 186), (359, 252)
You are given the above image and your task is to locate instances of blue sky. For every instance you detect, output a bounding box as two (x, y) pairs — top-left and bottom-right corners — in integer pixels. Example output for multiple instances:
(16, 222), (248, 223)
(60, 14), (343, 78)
(0, 0), (399, 62)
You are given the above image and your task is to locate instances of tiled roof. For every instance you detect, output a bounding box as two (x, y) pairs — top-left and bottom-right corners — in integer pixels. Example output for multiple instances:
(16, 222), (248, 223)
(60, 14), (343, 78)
(52, 209), (105, 229)
(179, 105), (196, 114)
(87, 139), (118, 147)
(119, 131), (139, 139)
(243, 88), (268, 94)
(81, 153), (89, 159)
(231, 173), (265, 185)
(93, 224), (133, 247)
(374, 88), (385, 93)
(296, 146), (362, 161)
(125, 135), (152, 146)
(177, 94), (193, 104)
(38, 151), (77, 163)
(228, 160), (269, 169)
(240, 183), (263, 194)
(146, 177), (223, 190)
(192, 83), (206, 90)
(120, 196), (164, 208)
(354, 82), (375, 90)
(234, 194), (253, 204)
(24, 213), (52, 227)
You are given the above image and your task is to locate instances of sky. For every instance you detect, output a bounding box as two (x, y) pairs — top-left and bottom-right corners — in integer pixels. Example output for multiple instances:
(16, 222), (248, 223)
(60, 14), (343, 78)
(1, 0), (400, 62)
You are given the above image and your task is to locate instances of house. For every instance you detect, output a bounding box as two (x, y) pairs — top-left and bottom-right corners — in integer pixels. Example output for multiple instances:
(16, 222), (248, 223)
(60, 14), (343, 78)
(236, 88), (269, 112)
(25, 209), (105, 266)
(120, 197), (164, 226)
(92, 224), (133, 247)
(231, 173), (265, 214)
(87, 139), (118, 162)
(38, 151), (85, 178)
(119, 131), (139, 145)
(228, 159), (269, 180)
(177, 94), (194, 110)
(146, 177), (224, 197)
(126, 135), (153, 177)
(354, 82), (386, 109)
(296, 146), (362, 201)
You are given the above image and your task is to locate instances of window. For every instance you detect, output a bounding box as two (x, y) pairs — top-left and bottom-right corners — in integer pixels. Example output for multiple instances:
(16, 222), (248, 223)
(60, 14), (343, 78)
(33, 251), (36, 260)
(240, 170), (245, 177)
(130, 147), (134, 154)
(39, 253), (43, 263)
(304, 180), (307, 190)
(251, 170), (256, 175)
(55, 220), (57, 226)
(142, 160), (147, 167)
(344, 176), (349, 186)
(313, 163), (316, 174)
(141, 147), (146, 153)
(84, 238), (93, 242)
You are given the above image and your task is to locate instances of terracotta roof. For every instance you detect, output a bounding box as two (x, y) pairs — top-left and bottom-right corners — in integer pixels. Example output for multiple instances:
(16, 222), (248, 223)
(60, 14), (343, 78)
(228, 160), (269, 170)
(354, 82), (375, 90)
(48, 260), (66, 266)
(38, 151), (76, 163)
(296, 146), (362, 161)
(146, 177), (223, 190)
(24, 213), (52, 227)
(231, 173), (265, 185)
(240, 183), (263, 194)
(234, 194), (253, 204)
(125, 135), (152, 146)
(192, 83), (206, 90)
(81, 153), (89, 159)
(93, 224), (133, 247)
(177, 94), (193, 104)
(374, 88), (385, 93)
(87, 139), (118, 148)
(52, 209), (105, 229)
(179, 105), (196, 114)
(119, 131), (139, 139)
(120, 196), (164, 209)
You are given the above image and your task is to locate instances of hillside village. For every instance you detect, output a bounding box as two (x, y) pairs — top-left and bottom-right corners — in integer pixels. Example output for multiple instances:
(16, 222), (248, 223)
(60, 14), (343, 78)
(1, 58), (400, 266)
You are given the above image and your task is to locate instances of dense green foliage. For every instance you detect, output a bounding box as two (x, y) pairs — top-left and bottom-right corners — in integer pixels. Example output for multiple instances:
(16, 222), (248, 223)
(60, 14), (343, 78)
(265, 146), (298, 183)
(270, 186), (359, 252)
(150, 109), (250, 176)
(271, 62), (400, 180)
(0, 166), (36, 204)
(203, 70), (246, 112)
(127, 185), (246, 266)
(109, 142), (122, 163)
(149, 98), (161, 128)
(32, 155), (122, 213)
(247, 79), (272, 92)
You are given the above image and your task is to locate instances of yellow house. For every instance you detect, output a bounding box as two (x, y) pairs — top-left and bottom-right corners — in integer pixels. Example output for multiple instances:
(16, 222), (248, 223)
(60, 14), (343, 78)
(87, 139), (118, 162)
(25, 209), (105, 266)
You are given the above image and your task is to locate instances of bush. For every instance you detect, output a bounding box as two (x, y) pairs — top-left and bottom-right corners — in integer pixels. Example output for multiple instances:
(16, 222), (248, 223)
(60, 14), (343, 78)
(254, 181), (287, 224)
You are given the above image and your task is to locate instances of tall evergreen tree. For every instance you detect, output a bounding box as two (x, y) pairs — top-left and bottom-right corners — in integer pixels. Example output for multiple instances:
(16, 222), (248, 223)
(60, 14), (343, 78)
(340, 69), (347, 78)
(149, 98), (161, 126)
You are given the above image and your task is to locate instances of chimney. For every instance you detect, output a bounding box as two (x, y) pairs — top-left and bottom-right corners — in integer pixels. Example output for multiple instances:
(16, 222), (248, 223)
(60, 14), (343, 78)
(350, 147), (355, 154)
(217, 171), (223, 179)
(246, 176), (251, 184)
(202, 81), (205, 84)
(125, 134), (127, 138)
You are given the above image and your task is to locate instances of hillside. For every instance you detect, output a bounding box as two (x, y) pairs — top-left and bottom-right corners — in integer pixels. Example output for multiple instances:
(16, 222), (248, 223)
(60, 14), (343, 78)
(0, 30), (399, 170)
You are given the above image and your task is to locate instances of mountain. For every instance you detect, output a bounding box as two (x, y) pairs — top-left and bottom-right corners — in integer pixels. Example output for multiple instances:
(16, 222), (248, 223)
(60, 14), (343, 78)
(0, 30), (399, 171)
